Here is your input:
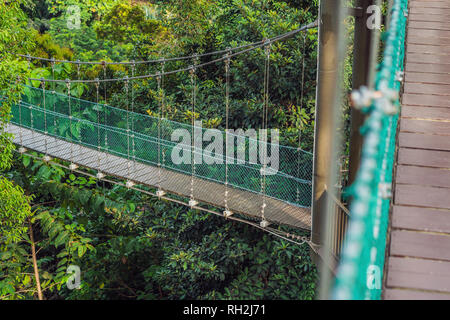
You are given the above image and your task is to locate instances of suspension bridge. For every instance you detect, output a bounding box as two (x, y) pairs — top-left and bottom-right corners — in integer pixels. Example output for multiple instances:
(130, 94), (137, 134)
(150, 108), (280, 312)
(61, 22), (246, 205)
(7, 22), (317, 240)
(4, 0), (450, 300)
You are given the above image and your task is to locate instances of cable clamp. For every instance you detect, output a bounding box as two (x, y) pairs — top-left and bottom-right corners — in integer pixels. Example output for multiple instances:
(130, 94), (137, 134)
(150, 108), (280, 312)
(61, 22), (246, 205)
(189, 65), (196, 75)
(223, 210), (233, 218)
(96, 172), (105, 179)
(69, 163), (78, 170)
(189, 199), (198, 207)
(379, 182), (392, 199)
(260, 166), (276, 176)
(43, 155), (52, 162)
(18, 147), (27, 154)
(156, 189), (166, 198)
(193, 53), (199, 65)
(350, 86), (380, 109)
(260, 219), (270, 228)
(126, 180), (135, 188)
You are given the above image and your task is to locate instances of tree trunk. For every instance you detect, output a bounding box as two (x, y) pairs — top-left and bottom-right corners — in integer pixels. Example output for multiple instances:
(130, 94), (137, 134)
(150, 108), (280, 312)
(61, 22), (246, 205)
(28, 220), (43, 300)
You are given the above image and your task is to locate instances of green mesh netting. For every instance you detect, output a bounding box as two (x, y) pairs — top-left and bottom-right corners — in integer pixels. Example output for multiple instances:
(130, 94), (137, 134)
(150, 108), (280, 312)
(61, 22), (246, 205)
(11, 86), (313, 208)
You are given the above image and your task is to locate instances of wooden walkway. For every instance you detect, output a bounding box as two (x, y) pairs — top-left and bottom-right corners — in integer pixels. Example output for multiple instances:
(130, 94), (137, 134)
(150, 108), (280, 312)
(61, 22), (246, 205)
(6, 124), (311, 230)
(383, 0), (450, 300)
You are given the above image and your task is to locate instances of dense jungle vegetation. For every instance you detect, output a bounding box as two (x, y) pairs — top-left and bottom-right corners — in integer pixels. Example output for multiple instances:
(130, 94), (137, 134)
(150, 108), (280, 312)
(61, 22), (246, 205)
(0, 0), (320, 299)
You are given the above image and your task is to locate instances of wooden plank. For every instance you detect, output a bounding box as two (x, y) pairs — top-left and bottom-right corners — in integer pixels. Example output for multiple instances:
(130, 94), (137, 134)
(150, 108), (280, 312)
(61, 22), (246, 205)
(384, 288), (450, 300)
(408, 28), (450, 39)
(402, 93), (450, 108)
(404, 82), (450, 95)
(398, 148), (450, 168)
(410, 7), (450, 16)
(405, 62), (450, 74)
(401, 105), (450, 121)
(386, 257), (450, 292)
(408, 21), (450, 31)
(398, 132), (450, 151)
(409, 13), (450, 23)
(407, 44), (450, 55)
(390, 229), (450, 261)
(392, 205), (450, 234)
(410, 1), (450, 9)
(400, 119), (450, 136)
(406, 53), (450, 65)
(6, 124), (311, 230)
(396, 165), (450, 188)
(405, 72), (450, 85)
(408, 34), (450, 45)
(395, 184), (450, 210)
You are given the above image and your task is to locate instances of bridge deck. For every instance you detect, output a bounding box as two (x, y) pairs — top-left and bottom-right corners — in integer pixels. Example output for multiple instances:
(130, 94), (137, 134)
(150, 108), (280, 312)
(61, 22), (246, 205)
(6, 124), (311, 230)
(383, 0), (450, 300)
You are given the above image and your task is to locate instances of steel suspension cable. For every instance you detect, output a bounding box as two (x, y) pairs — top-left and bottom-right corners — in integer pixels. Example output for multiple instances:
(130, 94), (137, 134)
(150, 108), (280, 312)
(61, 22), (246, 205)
(29, 22), (317, 84)
(17, 22), (317, 67)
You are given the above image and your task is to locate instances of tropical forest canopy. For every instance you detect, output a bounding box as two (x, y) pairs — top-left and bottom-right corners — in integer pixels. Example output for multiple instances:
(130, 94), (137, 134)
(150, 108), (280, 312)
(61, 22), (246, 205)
(0, 0), (318, 300)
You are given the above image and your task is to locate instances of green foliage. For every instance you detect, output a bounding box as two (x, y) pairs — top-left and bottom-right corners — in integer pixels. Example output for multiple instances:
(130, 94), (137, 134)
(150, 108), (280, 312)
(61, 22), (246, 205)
(0, 0), (34, 245)
(2, 0), (320, 300)
(0, 177), (33, 244)
(94, 3), (165, 44)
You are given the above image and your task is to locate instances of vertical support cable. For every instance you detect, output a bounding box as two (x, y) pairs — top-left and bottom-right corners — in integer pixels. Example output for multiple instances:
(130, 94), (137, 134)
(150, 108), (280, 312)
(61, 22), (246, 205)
(95, 78), (103, 179)
(224, 49), (232, 217)
(17, 75), (24, 150)
(296, 32), (307, 204)
(40, 79), (49, 160)
(260, 40), (271, 226)
(66, 79), (76, 170)
(124, 76), (132, 186)
(131, 61), (136, 181)
(188, 55), (198, 207)
(102, 61), (109, 167)
(156, 71), (162, 191)
(51, 58), (56, 132)
(76, 60), (82, 156)
(156, 59), (166, 198)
